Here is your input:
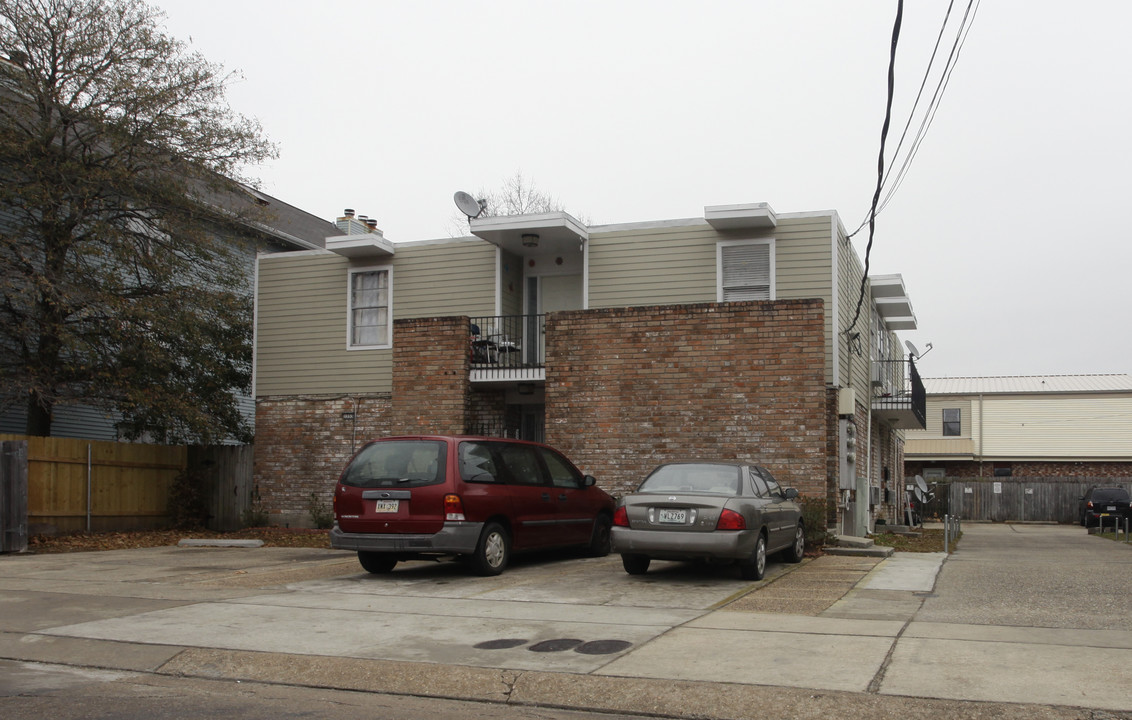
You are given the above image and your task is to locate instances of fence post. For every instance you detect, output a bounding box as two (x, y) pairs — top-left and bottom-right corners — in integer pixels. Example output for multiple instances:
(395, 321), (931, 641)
(944, 514), (950, 553)
(1, 441), (29, 554)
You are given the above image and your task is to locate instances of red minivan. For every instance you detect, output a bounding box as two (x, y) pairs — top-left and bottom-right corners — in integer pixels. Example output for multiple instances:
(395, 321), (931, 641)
(330, 436), (615, 575)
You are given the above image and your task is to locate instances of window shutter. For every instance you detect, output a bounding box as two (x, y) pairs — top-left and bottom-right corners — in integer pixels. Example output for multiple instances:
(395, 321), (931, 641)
(722, 243), (770, 301)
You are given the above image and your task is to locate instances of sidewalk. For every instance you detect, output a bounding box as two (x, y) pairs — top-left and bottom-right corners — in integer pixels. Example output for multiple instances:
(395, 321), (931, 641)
(2, 525), (1130, 718)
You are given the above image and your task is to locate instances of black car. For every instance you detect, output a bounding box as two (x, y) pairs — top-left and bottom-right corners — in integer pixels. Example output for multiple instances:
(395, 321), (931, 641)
(1078, 486), (1132, 528)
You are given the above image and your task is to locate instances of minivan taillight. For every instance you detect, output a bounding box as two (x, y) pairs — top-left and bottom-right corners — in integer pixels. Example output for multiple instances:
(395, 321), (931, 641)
(444, 494), (466, 521)
(613, 506), (629, 527)
(716, 508), (746, 531)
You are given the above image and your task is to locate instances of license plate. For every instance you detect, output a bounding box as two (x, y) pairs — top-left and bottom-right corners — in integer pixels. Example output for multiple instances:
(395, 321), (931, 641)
(373, 500), (399, 513)
(1106, 506), (1117, 512)
(658, 508), (687, 524)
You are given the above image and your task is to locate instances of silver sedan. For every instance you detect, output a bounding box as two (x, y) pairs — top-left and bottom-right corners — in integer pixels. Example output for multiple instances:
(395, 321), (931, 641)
(610, 461), (805, 580)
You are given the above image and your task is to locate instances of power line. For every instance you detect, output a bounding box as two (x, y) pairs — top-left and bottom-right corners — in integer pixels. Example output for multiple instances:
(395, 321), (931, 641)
(845, 0), (903, 336)
(849, 0), (980, 238)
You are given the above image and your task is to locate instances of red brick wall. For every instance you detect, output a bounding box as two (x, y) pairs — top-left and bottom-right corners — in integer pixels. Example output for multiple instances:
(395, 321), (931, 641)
(544, 300), (829, 500)
(391, 317), (470, 435)
(254, 394), (392, 527)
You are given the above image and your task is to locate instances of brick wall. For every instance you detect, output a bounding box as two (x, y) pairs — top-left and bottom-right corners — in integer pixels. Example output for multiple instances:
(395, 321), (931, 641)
(391, 317), (470, 435)
(254, 394), (392, 527)
(544, 300), (829, 501)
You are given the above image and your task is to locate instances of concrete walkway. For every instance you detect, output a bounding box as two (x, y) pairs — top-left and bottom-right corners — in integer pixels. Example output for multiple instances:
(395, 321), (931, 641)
(1, 523), (1130, 718)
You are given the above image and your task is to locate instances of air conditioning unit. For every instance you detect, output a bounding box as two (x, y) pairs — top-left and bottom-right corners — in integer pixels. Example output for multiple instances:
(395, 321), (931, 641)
(871, 364), (885, 387)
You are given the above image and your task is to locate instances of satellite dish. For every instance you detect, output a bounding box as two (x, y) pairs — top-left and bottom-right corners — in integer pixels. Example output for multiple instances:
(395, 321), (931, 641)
(915, 475), (928, 493)
(905, 340), (920, 359)
(454, 191), (485, 220)
(914, 486), (925, 503)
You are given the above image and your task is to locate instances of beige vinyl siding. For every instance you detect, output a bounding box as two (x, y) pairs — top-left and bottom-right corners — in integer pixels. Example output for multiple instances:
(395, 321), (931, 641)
(256, 241), (498, 397)
(904, 437), (977, 458)
(588, 224), (722, 308)
(980, 396), (1132, 459)
(391, 241), (497, 319)
(836, 225), (869, 398)
(257, 252), (377, 396)
(774, 216), (835, 384)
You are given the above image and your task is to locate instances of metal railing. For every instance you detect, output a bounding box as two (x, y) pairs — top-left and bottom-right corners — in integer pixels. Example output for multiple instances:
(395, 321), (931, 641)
(468, 315), (545, 373)
(871, 356), (926, 428)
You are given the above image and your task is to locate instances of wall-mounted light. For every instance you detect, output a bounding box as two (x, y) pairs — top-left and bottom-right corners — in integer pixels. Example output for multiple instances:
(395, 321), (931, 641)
(521, 233), (539, 248)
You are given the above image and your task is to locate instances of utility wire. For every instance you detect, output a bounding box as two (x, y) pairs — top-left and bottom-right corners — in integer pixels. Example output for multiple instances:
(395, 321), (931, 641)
(848, 0), (979, 238)
(876, 0), (980, 217)
(846, 0), (903, 336)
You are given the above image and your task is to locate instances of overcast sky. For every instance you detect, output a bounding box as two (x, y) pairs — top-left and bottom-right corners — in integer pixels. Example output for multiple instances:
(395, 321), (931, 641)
(155, 0), (1131, 380)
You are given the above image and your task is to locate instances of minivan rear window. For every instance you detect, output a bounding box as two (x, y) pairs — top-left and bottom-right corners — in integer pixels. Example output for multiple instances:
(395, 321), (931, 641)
(340, 440), (446, 488)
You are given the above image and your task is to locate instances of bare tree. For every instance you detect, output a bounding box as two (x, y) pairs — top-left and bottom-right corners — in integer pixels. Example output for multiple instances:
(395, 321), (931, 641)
(448, 171), (587, 236)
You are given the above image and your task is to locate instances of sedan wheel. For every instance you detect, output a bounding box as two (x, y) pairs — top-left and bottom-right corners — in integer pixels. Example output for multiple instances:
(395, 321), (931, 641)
(621, 553), (651, 575)
(470, 522), (510, 576)
(739, 534), (767, 581)
(784, 524), (805, 563)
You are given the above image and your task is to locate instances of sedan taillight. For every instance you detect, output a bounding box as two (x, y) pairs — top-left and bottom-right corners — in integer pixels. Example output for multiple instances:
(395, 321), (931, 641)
(613, 506), (630, 527)
(716, 508), (746, 531)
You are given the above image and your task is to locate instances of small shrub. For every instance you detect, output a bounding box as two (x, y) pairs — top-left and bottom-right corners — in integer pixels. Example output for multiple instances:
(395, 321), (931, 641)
(240, 485), (270, 528)
(799, 495), (836, 550)
(308, 491), (334, 529)
(167, 467), (208, 529)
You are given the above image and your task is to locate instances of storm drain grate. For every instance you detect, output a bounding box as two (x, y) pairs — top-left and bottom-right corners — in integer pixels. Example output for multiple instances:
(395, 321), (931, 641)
(528, 638), (584, 652)
(475, 638), (632, 655)
(473, 638), (528, 650)
(574, 640), (633, 655)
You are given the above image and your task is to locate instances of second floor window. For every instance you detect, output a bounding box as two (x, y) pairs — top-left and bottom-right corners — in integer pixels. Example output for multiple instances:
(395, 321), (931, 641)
(942, 408), (961, 436)
(718, 240), (773, 301)
(349, 267), (391, 348)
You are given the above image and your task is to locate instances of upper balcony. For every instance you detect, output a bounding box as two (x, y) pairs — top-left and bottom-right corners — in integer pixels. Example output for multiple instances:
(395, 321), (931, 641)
(871, 357), (926, 429)
(469, 315), (546, 384)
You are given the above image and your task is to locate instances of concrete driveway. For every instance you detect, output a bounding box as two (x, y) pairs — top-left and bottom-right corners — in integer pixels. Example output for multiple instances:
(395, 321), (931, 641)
(1, 523), (1130, 717)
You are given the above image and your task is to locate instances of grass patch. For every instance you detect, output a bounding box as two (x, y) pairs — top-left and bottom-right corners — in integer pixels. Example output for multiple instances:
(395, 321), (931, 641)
(871, 528), (959, 553)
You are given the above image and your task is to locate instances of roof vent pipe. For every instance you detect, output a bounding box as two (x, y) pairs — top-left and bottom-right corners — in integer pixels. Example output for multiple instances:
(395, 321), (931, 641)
(343, 208), (355, 218)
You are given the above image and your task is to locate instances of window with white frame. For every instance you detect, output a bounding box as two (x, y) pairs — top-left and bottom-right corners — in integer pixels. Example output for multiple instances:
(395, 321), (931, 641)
(942, 408), (961, 437)
(717, 240), (774, 301)
(348, 266), (391, 349)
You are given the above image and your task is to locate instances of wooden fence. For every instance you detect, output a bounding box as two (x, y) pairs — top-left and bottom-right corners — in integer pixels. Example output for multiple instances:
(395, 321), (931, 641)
(0, 435), (253, 536)
(920, 478), (1132, 524)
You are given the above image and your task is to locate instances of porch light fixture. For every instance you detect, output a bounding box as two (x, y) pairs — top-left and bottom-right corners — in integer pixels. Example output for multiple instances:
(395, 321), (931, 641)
(521, 233), (539, 248)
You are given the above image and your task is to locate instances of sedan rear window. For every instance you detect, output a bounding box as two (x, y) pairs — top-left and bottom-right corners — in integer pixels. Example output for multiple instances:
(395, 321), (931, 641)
(341, 440), (446, 488)
(638, 464), (740, 495)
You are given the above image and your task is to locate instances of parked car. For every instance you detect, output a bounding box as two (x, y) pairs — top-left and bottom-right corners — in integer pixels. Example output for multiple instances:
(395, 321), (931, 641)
(330, 435), (615, 575)
(1078, 486), (1132, 528)
(610, 461), (805, 581)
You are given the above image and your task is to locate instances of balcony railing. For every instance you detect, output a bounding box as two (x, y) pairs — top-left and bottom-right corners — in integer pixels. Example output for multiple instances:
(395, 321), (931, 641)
(871, 357), (926, 429)
(469, 314), (545, 380)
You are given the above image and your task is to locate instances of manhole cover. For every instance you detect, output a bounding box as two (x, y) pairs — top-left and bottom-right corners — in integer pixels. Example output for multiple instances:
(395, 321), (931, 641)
(528, 638), (584, 653)
(575, 640), (632, 655)
(474, 639), (528, 650)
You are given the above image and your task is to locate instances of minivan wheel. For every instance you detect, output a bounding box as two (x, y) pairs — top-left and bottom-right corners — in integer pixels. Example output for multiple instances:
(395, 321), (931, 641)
(470, 522), (510, 576)
(586, 515), (612, 557)
(621, 553), (650, 575)
(739, 534), (767, 581)
(357, 551), (397, 574)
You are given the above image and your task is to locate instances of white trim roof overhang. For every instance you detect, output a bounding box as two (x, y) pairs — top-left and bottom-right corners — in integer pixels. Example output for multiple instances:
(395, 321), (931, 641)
(704, 203), (778, 230)
(470, 212), (589, 254)
(326, 233), (396, 259)
(870, 273), (917, 330)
